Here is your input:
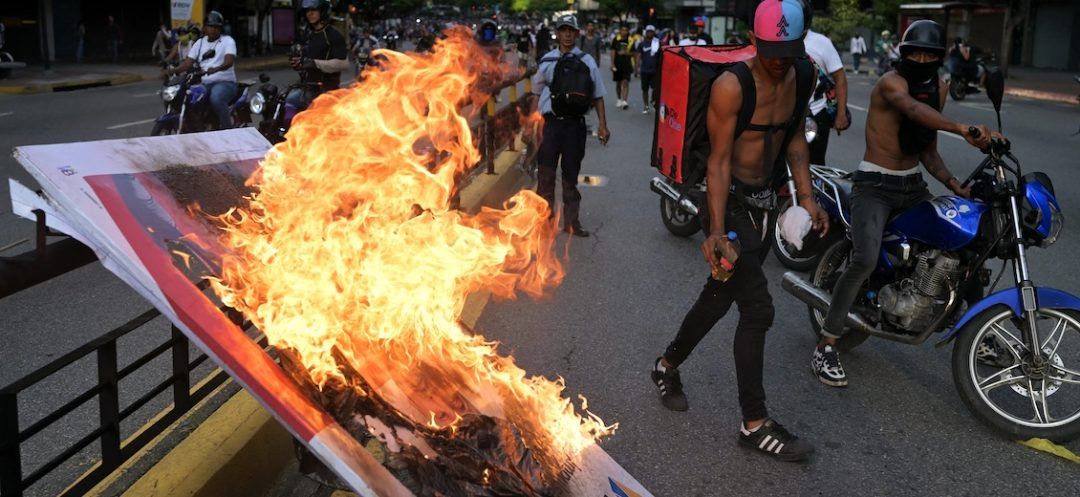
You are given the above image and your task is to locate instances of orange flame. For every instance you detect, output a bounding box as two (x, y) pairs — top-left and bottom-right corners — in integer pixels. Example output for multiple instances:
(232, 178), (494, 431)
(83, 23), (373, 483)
(210, 29), (614, 466)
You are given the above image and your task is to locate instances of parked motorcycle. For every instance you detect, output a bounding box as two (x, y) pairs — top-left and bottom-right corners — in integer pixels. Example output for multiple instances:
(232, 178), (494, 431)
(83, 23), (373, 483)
(783, 71), (1080, 442)
(151, 63), (254, 135)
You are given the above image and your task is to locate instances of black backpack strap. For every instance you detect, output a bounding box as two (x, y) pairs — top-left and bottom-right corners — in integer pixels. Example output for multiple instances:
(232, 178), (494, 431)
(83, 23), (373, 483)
(729, 61), (757, 140)
(769, 58), (816, 188)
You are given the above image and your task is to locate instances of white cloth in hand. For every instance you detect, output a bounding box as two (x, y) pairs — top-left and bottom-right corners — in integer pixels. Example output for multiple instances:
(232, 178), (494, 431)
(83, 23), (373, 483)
(779, 205), (813, 250)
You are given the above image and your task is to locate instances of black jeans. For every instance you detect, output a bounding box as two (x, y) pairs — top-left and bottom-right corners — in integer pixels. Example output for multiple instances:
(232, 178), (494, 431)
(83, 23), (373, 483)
(663, 199), (775, 422)
(536, 115), (587, 228)
(809, 110), (833, 165)
(821, 173), (932, 337)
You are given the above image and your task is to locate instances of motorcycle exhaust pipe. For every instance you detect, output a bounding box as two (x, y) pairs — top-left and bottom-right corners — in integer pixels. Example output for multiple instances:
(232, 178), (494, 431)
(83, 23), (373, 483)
(780, 271), (880, 337)
(649, 177), (699, 216)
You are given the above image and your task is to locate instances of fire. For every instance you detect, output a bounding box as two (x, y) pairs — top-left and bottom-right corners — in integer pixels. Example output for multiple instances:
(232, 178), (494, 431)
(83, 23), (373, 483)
(209, 28), (614, 469)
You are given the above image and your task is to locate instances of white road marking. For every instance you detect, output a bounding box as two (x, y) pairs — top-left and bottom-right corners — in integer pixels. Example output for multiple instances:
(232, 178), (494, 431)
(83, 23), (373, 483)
(848, 104), (868, 112)
(132, 92), (159, 98)
(0, 111), (13, 117)
(940, 131), (965, 141)
(106, 118), (156, 130)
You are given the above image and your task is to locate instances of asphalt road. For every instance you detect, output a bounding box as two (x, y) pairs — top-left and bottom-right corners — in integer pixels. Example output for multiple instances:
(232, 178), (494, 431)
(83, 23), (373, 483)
(0, 65), (306, 497)
(476, 70), (1080, 496)
(2, 56), (1079, 496)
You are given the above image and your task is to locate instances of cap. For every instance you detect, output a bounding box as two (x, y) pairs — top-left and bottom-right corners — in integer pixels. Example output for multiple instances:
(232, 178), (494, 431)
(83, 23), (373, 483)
(554, 14), (578, 30)
(752, 0), (806, 58)
(645, 25), (656, 33)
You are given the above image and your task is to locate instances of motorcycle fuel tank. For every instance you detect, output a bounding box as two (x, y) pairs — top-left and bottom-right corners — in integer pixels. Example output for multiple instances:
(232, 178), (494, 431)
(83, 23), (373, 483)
(888, 196), (987, 251)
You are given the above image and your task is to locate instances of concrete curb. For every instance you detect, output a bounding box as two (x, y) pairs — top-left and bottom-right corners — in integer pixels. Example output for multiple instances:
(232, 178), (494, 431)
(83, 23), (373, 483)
(0, 73), (143, 95)
(1004, 87), (1076, 105)
(117, 148), (527, 496)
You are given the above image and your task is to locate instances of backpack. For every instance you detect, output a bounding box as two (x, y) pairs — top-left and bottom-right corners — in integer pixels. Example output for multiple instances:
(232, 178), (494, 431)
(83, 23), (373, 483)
(543, 53), (595, 118)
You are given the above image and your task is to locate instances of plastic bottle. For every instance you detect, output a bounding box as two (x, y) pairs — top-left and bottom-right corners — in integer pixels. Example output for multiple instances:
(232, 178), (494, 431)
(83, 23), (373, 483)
(711, 231), (741, 282)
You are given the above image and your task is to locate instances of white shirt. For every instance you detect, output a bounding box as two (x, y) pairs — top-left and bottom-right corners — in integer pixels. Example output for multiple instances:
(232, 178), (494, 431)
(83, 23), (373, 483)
(678, 37), (706, 46)
(850, 36), (867, 54)
(187, 35), (237, 84)
(804, 30), (843, 116)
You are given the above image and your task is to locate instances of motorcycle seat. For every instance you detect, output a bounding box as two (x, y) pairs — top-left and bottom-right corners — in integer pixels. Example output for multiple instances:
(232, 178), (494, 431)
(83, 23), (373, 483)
(236, 79), (257, 88)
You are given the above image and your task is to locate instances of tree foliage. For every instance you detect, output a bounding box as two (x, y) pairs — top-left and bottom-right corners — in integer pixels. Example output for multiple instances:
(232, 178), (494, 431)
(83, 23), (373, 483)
(814, 0), (903, 43)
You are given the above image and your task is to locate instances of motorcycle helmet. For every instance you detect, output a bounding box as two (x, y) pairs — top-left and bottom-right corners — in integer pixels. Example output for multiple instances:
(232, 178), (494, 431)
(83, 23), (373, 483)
(478, 21), (498, 44)
(881, 30), (890, 38)
(301, 0), (331, 19)
(898, 20), (945, 58)
(206, 11), (224, 28)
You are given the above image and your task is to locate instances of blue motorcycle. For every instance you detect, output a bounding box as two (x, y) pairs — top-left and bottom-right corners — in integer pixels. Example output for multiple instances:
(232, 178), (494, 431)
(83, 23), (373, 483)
(151, 65), (255, 135)
(782, 70), (1080, 442)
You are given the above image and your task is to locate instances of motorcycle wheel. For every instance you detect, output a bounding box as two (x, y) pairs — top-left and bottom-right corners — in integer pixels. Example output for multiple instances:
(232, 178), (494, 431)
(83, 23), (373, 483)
(806, 238), (870, 351)
(951, 307), (1080, 442)
(949, 78), (967, 101)
(771, 196), (833, 271)
(660, 196), (701, 237)
(150, 121), (177, 136)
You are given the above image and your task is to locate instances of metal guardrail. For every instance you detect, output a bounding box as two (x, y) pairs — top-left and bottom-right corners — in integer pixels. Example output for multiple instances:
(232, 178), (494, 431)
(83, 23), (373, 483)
(0, 289), (263, 497)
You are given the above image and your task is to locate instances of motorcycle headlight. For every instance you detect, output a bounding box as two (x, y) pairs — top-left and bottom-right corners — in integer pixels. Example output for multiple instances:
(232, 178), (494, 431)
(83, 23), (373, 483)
(161, 84), (181, 102)
(804, 116), (818, 144)
(249, 92), (265, 114)
(1040, 209), (1064, 247)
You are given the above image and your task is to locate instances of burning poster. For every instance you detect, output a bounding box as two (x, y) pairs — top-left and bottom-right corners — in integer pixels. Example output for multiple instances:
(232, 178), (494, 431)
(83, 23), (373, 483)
(12, 29), (652, 497)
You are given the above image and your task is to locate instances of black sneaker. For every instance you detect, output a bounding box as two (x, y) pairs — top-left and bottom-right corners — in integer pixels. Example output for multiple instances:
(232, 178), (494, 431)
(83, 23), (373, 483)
(564, 222), (591, 237)
(651, 358), (688, 411)
(811, 344), (848, 387)
(738, 418), (814, 462)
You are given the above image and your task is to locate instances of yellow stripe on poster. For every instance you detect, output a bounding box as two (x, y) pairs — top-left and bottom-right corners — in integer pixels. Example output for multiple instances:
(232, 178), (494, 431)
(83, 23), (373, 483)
(1018, 438), (1080, 465)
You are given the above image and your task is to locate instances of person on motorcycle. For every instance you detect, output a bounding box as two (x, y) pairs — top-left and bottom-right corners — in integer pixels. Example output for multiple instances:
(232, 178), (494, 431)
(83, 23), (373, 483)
(166, 12), (236, 130)
(289, 0), (349, 108)
(352, 27), (380, 73)
(810, 20), (998, 387)
(947, 37), (980, 86)
(652, 0), (826, 463)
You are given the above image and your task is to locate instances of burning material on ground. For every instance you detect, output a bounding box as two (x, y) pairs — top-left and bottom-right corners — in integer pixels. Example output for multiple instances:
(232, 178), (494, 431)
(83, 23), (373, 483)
(204, 29), (615, 494)
(13, 29), (651, 497)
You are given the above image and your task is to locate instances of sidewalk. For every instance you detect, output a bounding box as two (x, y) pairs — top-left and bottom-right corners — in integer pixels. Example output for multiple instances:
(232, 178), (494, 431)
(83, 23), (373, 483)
(840, 52), (1077, 104)
(0, 55), (290, 95)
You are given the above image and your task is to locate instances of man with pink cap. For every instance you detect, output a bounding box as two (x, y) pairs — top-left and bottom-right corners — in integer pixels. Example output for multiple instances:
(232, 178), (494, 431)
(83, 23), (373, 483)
(651, 0), (826, 462)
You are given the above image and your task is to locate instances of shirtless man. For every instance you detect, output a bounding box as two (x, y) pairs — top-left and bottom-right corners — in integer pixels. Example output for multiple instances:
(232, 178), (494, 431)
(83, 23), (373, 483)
(651, 0), (825, 462)
(811, 20), (994, 387)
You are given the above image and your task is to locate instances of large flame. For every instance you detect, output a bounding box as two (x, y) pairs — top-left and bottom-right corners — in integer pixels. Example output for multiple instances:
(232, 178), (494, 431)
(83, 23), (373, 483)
(210, 29), (613, 466)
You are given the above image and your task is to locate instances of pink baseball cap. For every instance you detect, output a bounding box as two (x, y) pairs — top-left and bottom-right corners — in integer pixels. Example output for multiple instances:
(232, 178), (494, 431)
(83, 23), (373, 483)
(752, 0), (806, 58)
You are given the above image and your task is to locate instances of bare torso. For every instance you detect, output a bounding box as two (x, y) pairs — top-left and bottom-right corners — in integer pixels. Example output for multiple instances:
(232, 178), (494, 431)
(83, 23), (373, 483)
(711, 59), (797, 186)
(864, 72), (948, 170)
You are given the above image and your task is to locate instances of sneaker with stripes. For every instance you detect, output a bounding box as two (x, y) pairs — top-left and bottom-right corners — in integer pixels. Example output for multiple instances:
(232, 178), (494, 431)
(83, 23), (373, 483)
(737, 418), (814, 462)
(651, 357), (688, 411)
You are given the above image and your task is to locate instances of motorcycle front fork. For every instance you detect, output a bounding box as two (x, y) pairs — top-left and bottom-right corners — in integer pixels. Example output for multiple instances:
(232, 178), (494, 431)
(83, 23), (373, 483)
(1006, 191), (1047, 368)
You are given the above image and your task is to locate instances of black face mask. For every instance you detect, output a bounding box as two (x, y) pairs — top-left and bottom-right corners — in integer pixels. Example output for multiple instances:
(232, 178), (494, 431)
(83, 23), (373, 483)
(897, 58), (940, 84)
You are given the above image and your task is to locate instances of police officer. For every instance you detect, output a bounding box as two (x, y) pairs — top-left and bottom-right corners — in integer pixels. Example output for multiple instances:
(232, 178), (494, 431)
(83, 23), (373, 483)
(288, 0), (349, 108)
(532, 14), (610, 237)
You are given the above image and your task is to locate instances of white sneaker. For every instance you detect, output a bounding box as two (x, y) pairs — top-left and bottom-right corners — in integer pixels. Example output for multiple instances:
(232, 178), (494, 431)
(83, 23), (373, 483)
(642, 107), (650, 114)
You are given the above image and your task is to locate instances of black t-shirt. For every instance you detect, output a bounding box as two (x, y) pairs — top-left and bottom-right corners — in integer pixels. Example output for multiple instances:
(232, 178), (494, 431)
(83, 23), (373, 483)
(302, 25), (347, 89)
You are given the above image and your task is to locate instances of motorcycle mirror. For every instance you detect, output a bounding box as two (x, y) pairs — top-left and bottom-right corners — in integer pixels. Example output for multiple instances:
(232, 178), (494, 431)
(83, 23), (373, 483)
(985, 69), (1004, 113)
(984, 68), (1005, 130)
(259, 72), (270, 83)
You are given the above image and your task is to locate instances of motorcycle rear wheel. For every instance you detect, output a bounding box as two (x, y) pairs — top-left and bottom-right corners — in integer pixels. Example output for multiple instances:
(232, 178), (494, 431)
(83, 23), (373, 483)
(660, 196), (701, 237)
(949, 78), (967, 101)
(806, 239), (870, 351)
(952, 307), (1080, 442)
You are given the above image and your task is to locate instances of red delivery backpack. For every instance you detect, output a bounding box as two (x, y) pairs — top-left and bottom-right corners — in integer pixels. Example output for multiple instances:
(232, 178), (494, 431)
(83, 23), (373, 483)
(651, 44), (813, 192)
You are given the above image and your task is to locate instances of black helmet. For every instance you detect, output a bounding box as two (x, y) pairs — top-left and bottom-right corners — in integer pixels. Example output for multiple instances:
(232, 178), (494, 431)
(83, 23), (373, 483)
(478, 20), (498, 44)
(206, 11), (224, 28)
(301, 0), (330, 18)
(898, 20), (945, 57)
